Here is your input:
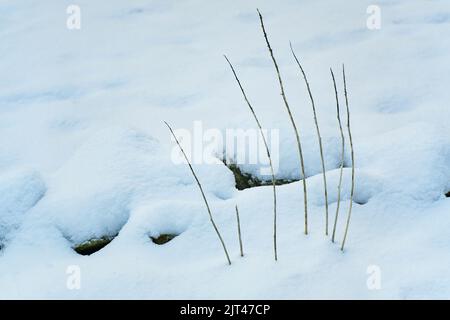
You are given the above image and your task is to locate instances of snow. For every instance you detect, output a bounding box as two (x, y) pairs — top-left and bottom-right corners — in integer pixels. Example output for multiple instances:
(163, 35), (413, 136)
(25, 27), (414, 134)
(1, 0), (450, 299)
(0, 168), (46, 249)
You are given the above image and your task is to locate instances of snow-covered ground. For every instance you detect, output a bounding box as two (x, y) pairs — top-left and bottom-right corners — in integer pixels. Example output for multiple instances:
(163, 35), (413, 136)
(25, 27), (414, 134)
(1, 0), (450, 299)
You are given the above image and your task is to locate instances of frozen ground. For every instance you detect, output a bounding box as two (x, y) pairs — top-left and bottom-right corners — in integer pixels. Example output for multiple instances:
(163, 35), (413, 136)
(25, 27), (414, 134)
(0, 0), (450, 299)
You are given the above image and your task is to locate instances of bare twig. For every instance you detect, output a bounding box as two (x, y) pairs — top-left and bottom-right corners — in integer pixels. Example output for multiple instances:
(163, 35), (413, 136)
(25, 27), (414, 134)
(164, 121), (232, 265)
(340, 65), (355, 251)
(235, 205), (244, 257)
(330, 68), (345, 243)
(257, 9), (308, 235)
(224, 55), (278, 260)
(290, 43), (329, 236)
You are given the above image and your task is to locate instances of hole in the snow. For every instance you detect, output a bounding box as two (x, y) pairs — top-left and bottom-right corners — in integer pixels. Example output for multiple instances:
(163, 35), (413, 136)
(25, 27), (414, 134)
(354, 198), (369, 205)
(222, 160), (297, 190)
(73, 236), (116, 256)
(352, 190), (373, 205)
(150, 234), (178, 245)
(445, 191), (450, 198)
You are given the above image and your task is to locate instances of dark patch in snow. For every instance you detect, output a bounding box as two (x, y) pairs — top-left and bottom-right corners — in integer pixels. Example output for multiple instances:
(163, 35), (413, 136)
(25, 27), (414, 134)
(223, 160), (296, 190)
(157, 93), (200, 108)
(425, 13), (450, 24)
(73, 236), (116, 256)
(354, 198), (369, 205)
(393, 13), (450, 25)
(293, 28), (368, 52)
(150, 234), (177, 245)
(128, 8), (145, 15)
(112, 3), (171, 19)
(0, 87), (86, 105)
(376, 95), (413, 114)
(353, 191), (372, 205)
(445, 191), (450, 198)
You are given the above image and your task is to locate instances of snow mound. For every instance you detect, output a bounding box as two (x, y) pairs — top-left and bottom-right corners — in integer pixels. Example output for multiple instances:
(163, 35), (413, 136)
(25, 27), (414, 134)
(358, 122), (450, 203)
(0, 168), (46, 249)
(22, 127), (235, 245)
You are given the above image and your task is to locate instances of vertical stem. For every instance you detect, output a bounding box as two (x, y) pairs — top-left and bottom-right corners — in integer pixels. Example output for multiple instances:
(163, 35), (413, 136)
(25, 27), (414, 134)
(235, 205), (244, 257)
(341, 65), (355, 251)
(164, 121), (232, 265)
(330, 68), (345, 243)
(290, 43), (329, 236)
(257, 9), (308, 235)
(224, 55), (278, 261)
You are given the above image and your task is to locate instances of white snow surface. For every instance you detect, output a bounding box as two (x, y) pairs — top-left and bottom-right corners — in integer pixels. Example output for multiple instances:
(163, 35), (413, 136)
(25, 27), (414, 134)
(1, 0), (450, 299)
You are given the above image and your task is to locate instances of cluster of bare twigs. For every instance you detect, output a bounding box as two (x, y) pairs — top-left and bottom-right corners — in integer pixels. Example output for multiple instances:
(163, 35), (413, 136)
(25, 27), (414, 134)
(164, 9), (355, 266)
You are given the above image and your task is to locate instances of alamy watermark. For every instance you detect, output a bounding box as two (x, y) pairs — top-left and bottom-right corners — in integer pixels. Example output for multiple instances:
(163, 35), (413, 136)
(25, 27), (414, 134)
(366, 5), (381, 30)
(66, 5), (81, 30)
(169, 121), (280, 176)
(66, 265), (81, 290)
(366, 264), (381, 290)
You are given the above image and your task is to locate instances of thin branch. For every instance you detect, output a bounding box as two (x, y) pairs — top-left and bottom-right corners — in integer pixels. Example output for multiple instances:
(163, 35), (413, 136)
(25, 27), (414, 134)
(257, 9), (308, 235)
(224, 55), (278, 261)
(235, 205), (244, 257)
(340, 64), (355, 251)
(330, 68), (345, 243)
(164, 121), (232, 265)
(290, 43), (329, 236)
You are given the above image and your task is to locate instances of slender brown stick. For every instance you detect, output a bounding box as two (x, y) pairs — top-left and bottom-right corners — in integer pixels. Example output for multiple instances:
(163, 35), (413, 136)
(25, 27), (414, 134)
(257, 9), (308, 235)
(341, 65), (355, 251)
(290, 43), (329, 236)
(330, 68), (345, 243)
(224, 55), (278, 260)
(235, 205), (244, 257)
(164, 121), (231, 265)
